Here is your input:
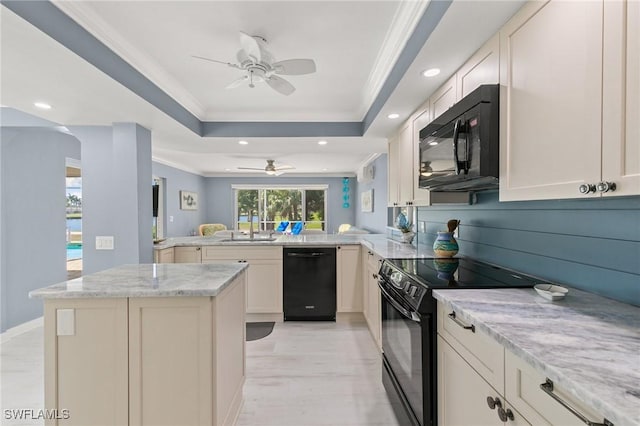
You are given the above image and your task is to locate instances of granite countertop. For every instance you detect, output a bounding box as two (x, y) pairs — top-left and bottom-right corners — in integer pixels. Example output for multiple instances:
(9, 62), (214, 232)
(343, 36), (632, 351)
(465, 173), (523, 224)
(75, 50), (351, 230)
(29, 263), (248, 299)
(432, 287), (640, 426)
(154, 234), (430, 260)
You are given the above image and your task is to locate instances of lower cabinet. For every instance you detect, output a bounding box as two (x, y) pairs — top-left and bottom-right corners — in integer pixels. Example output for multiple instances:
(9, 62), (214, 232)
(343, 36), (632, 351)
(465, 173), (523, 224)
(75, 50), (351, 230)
(337, 245), (362, 312)
(362, 249), (382, 350)
(174, 246), (202, 263)
(202, 246), (283, 315)
(153, 247), (174, 263)
(43, 274), (246, 426)
(437, 300), (610, 426)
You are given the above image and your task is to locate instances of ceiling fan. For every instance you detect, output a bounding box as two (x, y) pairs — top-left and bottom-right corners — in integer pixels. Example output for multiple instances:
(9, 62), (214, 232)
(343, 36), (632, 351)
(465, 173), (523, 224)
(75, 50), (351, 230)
(238, 159), (295, 176)
(193, 31), (316, 96)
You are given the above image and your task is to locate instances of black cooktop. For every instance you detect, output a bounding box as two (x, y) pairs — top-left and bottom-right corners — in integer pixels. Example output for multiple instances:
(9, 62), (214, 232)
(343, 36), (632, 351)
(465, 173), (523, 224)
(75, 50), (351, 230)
(384, 257), (548, 289)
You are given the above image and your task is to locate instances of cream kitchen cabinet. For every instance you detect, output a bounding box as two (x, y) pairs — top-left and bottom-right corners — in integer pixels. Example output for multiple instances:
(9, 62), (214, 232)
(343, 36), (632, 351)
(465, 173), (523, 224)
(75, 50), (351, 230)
(388, 124), (414, 207)
(430, 75), (457, 122)
(174, 246), (202, 263)
(362, 249), (382, 350)
(202, 246), (283, 317)
(153, 247), (174, 263)
(499, 0), (639, 201)
(412, 104), (433, 206)
(336, 245), (362, 313)
(456, 34), (499, 99)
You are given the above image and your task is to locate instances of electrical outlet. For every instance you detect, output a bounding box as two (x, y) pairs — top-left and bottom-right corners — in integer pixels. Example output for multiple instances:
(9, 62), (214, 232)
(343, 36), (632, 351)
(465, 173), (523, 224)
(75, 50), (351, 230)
(96, 236), (114, 250)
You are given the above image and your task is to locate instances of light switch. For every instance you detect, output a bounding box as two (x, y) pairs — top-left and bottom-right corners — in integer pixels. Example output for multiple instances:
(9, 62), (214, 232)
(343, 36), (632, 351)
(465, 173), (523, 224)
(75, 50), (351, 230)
(96, 236), (114, 250)
(169, 216), (174, 223)
(56, 309), (75, 336)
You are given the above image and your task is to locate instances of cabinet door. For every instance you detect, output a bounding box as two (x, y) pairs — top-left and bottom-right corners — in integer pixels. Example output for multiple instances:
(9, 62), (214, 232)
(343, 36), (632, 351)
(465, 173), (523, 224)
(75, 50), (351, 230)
(398, 124), (414, 205)
(412, 107), (432, 206)
(44, 299), (128, 426)
(438, 336), (505, 426)
(367, 268), (381, 350)
(602, 0), (640, 197)
(245, 259), (283, 313)
(174, 246), (202, 263)
(361, 250), (371, 322)
(430, 75), (457, 121)
(499, 0), (603, 201)
(388, 135), (401, 206)
(336, 245), (362, 312)
(456, 34), (499, 99)
(154, 247), (174, 263)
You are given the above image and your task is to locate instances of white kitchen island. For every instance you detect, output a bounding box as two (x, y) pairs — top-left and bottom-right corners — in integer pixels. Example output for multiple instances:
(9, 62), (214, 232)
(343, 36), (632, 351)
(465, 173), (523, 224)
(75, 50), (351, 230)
(29, 263), (248, 426)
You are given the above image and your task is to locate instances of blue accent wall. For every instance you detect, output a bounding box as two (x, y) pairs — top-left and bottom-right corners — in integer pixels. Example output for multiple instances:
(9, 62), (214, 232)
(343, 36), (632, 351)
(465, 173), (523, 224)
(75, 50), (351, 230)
(204, 176), (355, 234)
(416, 191), (640, 306)
(355, 154), (388, 233)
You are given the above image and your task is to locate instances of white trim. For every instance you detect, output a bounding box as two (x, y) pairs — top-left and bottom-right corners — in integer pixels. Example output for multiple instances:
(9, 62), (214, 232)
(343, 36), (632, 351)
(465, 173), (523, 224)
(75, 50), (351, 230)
(358, 0), (430, 119)
(1, 316), (43, 344)
(231, 184), (328, 190)
(356, 153), (382, 170)
(65, 157), (82, 169)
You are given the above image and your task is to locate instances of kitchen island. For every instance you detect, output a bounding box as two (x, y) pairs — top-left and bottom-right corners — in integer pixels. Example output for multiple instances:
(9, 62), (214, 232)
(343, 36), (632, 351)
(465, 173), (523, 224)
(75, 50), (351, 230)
(29, 263), (248, 426)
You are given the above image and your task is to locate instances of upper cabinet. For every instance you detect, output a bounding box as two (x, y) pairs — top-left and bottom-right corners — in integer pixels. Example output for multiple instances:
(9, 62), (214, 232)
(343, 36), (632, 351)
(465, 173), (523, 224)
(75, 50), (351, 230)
(456, 34), (499, 99)
(388, 124), (414, 207)
(429, 75), (457, 122)
(499, 0), (639, 201)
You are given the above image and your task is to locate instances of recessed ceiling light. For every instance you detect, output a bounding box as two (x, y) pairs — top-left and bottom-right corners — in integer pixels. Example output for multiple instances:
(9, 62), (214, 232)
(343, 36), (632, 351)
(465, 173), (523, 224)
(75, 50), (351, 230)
(224, 168), (231, 171)
(34, 102), (52, 110)
(422, 68), (440, 77)
(322, 168), (328, 171)
(387, 113), (400, 119)
(318, 140), (328, 145)
(238, 140), (249, 145)
(429, 141), (439, 146)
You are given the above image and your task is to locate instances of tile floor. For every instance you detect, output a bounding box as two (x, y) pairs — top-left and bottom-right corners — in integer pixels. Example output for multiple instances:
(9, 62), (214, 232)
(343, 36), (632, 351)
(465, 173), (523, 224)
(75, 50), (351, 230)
(1, 317), (400, 426)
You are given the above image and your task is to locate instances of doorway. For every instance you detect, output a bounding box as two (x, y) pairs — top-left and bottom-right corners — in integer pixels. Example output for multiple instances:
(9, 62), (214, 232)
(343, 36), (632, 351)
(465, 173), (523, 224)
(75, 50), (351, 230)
(66, 164), (82, 279)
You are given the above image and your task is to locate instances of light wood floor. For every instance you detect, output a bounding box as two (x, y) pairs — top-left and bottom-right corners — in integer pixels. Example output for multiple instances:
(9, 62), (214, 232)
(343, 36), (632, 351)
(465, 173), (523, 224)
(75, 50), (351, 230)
(1, 317), (400, 426)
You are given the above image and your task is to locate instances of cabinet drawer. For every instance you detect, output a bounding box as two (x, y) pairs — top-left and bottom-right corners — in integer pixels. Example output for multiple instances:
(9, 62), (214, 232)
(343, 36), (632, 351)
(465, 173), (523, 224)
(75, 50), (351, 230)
(437, 301), (504, 393)
(202, 245), (282, 261)
(505, 350), (611, 426)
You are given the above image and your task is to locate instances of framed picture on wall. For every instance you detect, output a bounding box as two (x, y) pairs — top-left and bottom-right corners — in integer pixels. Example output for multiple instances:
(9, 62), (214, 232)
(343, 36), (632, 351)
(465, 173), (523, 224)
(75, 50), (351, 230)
(361, 189), (373, 212)
(180, 190), (198, 210)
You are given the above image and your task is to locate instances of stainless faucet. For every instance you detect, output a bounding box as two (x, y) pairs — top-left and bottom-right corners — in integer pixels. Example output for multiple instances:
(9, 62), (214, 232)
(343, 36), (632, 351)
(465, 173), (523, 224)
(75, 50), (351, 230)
(249, 210), (255, 240)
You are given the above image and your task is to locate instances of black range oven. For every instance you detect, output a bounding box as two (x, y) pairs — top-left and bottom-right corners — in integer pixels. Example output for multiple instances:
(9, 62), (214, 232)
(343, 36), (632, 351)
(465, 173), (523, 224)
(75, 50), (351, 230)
(378, 257), (550, 426)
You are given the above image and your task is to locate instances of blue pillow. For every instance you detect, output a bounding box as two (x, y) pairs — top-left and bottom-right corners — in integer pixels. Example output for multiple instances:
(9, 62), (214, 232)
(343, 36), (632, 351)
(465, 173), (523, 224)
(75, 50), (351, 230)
(276, 221), (290, 232)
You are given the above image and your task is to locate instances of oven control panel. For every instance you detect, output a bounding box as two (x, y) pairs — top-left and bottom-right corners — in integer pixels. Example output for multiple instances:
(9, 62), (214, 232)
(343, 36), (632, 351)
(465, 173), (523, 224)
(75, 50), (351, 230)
(379, 261), (426, 308)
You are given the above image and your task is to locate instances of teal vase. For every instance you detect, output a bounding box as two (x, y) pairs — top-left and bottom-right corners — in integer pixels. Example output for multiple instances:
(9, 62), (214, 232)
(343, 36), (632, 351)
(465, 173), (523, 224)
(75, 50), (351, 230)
(433, 232), (459, 258)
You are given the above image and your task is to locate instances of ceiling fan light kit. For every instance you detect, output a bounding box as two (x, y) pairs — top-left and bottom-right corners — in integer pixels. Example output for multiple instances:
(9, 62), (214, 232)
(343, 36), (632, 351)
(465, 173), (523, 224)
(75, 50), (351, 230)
(193, 31), (316, 96)
(237, 159), (296, 176)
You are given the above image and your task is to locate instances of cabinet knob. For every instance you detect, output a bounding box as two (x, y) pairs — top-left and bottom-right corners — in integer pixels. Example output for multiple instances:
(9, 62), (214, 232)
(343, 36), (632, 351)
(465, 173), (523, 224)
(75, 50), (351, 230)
(578, 184), (596, 194)
(196, 247), (201, 251)
(486, 396), (502, 410)
(596, 181), (617, 193)
(498, 407), (515, 422)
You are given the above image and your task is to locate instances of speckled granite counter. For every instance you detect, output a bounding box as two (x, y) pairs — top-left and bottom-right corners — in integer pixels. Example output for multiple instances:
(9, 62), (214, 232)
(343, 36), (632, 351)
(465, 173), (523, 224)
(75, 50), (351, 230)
(154, 234), (430, 260)
(29, 263), (248, 299)
(433, 287), (640, 426)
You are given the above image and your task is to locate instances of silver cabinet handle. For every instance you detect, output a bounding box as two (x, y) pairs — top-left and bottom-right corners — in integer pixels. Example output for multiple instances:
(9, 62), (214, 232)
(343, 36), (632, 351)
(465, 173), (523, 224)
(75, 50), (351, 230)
(579, 184), (596, 194)
(498, 407), (515, 422)
(448, 311), (475, 333)
(540, 379), (613, 426)
(596, 181), (617, 193)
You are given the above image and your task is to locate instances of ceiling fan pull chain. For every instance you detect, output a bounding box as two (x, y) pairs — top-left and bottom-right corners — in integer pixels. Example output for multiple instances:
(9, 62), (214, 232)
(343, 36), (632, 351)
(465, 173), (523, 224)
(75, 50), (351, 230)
(249, 70), (254, 88)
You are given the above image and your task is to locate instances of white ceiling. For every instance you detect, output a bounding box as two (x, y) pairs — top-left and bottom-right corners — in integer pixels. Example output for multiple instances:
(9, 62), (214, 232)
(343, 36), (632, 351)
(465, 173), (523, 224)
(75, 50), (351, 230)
(0, 1), (525, 177)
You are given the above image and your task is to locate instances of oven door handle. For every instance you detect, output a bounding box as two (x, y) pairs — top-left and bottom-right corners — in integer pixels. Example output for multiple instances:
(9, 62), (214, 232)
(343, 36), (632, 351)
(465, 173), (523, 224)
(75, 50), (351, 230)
(378, 281), (421, 323)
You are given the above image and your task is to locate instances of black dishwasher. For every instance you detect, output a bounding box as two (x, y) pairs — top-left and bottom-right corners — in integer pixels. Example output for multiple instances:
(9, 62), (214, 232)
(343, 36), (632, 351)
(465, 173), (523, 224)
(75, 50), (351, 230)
(283, 247), (336, 321)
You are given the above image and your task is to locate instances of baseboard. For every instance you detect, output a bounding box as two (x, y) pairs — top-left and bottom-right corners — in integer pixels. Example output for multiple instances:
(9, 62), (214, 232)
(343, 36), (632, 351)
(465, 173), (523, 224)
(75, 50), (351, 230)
(336, 312), (366, 323)
(246, 313), (283, 323)
(1, 316), (43, 344)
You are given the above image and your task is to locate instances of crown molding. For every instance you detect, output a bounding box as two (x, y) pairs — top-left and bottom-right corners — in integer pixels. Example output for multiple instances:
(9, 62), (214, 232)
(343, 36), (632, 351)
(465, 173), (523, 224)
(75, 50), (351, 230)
(356, 153), (382, 170)
(357, 0), (430, 119)
(51, 0), (206, 119)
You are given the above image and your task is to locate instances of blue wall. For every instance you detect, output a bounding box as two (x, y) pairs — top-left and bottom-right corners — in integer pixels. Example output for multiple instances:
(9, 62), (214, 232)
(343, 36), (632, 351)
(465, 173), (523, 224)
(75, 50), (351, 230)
(415, 191), (640, 306)
(152, 162), (207, 237)
(354, 154), (388, 233)
(1, 127), (81, 331)
(204, 176), (355, 233)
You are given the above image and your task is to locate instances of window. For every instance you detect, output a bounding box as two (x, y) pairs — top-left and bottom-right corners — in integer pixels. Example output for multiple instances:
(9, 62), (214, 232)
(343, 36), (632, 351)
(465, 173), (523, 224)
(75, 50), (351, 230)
(234, 185), (327, 232)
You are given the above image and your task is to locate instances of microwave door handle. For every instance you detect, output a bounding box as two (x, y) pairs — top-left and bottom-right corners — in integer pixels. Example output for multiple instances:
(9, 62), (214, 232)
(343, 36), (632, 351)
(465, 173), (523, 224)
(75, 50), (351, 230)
(464, 121), (471, 174)
(452, 119), (462, 175)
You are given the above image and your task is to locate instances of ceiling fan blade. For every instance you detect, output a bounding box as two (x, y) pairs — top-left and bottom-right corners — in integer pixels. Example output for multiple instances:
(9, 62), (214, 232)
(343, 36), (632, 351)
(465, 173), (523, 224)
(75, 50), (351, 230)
(236, 49), (249, 64)
(275, 165), (295, 171)
(273, 59), (316, 75)
(273, 171), (286, 176)
(191, 55), (232, 66)
(239, 31), (261, 63)
(237, 167), (265, 171)
(226, 75), (248, 89)
(266, 75), (295, 96)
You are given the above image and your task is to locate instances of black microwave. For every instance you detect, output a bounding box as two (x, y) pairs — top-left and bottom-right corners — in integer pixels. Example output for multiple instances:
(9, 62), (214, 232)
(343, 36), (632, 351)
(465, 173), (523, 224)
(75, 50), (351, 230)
(418, 84), (499, 191)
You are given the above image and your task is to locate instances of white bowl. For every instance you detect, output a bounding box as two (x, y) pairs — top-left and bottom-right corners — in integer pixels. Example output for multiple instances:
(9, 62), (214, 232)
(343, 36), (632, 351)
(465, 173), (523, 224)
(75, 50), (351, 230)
(534, 284), (568, 301)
